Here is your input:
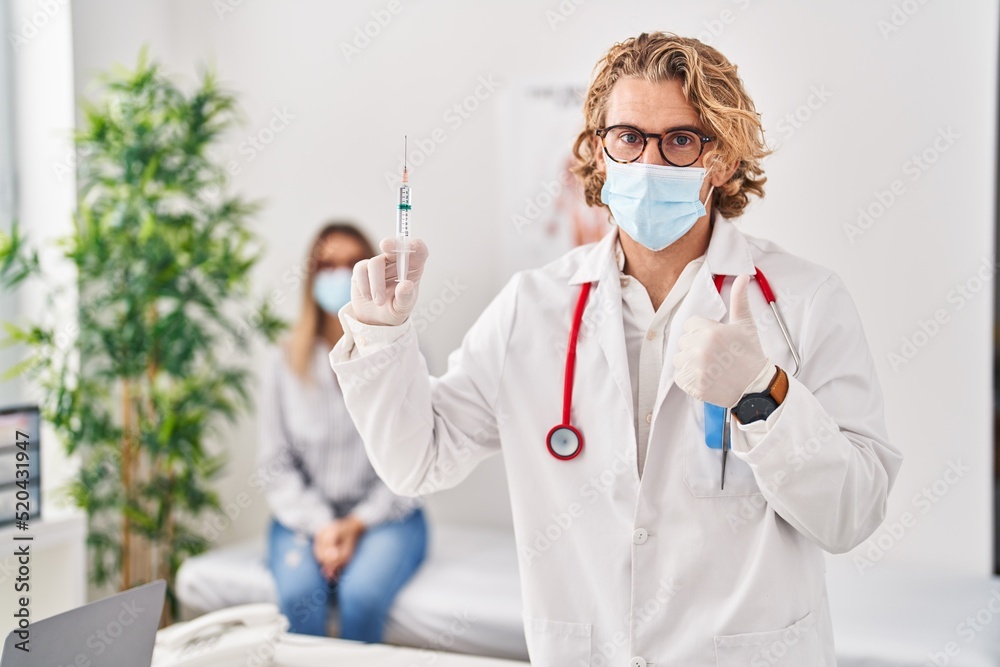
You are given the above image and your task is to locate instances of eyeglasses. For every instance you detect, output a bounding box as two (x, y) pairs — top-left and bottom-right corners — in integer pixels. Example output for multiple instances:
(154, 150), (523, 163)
(595, 125), (715, 167)
(315, 257), (367, 271)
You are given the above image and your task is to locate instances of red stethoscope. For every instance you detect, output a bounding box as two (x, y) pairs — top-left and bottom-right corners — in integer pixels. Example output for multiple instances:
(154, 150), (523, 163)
(545, 268), (801, 461)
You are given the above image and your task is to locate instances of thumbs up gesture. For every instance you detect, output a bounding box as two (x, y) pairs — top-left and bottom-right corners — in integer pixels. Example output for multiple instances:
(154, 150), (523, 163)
(673, 273), (775, 409)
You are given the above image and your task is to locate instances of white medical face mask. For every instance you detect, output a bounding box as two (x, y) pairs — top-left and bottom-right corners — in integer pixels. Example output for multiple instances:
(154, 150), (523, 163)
(600, 153), (714, 251)
(313, 268), (353, 314)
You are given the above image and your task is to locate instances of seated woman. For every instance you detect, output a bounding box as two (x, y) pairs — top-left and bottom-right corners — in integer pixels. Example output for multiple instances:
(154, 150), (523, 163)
(258, 221), (427, 640)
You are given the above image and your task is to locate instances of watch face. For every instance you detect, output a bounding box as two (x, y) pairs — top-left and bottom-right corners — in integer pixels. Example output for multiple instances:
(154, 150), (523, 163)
(736, 396), (777, 424)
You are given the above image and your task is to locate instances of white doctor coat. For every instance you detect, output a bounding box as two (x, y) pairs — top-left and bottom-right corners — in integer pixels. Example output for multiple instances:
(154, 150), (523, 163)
(329, 219), (902, 666)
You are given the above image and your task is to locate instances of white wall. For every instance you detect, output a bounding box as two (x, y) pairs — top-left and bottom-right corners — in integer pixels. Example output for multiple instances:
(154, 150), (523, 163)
(0, 2), (20, 408)
(2, 0), (89, 617)
(6, 0), (81, 510)
(64, 0), (999, 576)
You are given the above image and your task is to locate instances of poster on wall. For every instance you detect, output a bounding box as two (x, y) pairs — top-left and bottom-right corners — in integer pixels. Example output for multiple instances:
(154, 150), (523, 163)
(498, 82), (610, 277)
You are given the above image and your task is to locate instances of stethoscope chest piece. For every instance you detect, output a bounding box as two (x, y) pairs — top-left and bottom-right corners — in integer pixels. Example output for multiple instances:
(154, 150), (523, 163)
(546, 424), (583, 460)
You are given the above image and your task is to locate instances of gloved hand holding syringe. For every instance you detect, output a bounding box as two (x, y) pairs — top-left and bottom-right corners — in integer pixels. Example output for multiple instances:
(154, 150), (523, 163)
(350, 136), (428, 327)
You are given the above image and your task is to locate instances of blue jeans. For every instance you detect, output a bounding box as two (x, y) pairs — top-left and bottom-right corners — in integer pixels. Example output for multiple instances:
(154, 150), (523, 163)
(267, 508), (428, 640)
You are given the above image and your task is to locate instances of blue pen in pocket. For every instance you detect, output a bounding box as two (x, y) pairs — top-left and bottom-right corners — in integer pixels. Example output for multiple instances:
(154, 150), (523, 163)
(704, 402), (727, 449)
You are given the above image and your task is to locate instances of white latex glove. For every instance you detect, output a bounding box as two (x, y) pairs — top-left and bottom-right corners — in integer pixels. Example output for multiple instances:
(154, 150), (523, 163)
(673, 273), (775, 408)
(350, 237), (429, 326)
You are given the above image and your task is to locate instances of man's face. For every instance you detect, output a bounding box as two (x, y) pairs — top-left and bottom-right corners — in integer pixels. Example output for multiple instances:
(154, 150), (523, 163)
(597, 77), (720, 203)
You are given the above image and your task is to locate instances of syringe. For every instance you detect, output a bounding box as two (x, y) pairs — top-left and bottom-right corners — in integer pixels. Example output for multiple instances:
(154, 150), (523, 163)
(396, 136), (412, 283)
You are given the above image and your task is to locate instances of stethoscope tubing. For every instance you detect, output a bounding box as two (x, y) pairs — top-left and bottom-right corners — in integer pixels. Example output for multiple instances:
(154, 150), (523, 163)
(549, 267), (801, 461)
(714, 269), (800, 377)
(545, 282), (593, 461)
(561, 281), (593, 425)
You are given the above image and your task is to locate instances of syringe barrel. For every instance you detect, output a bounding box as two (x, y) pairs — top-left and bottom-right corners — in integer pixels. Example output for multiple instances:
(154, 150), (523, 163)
(396, 183), (411, 282)
(396, 184), (411, 238)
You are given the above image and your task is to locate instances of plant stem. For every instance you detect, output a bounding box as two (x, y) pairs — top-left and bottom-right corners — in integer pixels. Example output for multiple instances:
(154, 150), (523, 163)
(120, 377), (132, 591)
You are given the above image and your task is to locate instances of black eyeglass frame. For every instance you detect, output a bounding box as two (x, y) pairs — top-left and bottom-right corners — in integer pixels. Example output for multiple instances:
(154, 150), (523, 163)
(595, 125), (716, 167)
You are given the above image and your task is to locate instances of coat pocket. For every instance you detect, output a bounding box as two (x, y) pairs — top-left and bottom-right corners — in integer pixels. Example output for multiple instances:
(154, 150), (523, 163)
(683, 398), (763, 498)
(683, 434), (762, 498)
(522, 614), (592, 667)
(714, 610), (822, 667)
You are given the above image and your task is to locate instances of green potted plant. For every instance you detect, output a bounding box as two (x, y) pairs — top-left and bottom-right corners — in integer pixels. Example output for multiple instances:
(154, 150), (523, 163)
(0, 50), (285, 620)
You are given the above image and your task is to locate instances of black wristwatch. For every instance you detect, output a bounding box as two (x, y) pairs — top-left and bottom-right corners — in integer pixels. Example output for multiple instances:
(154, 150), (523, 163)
(733, 368), (788, 425)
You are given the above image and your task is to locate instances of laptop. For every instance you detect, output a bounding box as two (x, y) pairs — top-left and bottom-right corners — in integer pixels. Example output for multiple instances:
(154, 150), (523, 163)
(0, 580), (166, 666)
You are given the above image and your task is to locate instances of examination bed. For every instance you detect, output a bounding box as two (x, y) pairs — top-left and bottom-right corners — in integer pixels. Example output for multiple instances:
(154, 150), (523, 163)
(177, 523), (529, 660)
(176, 523), (1000, 665)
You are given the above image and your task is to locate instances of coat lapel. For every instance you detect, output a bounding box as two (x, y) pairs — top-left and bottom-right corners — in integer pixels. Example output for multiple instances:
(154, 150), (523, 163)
(652, 219), (757, 423)
(567, 220), (758, 437)
(568, 229), (634, 426)
(653, 266), (727, 423)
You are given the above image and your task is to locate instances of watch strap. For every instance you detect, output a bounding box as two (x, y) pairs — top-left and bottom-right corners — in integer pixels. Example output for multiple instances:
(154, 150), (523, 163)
(769, 367), (788, 404)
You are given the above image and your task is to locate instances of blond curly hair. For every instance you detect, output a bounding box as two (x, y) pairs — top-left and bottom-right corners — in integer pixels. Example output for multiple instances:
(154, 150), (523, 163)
(571, 32), (769, 219)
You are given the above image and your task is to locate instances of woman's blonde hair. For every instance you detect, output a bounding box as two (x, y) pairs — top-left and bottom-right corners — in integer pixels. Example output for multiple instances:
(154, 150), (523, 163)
(285, 222), (375, 380)
(571, 32), (769, 219)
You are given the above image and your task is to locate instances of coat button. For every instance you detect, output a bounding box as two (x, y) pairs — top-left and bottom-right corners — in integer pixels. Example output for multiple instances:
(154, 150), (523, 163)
(630, 657), (647, 667)
(646, 330), (656, 340)
(645, 413), (652, 424)
(633, 528), (648, 545)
